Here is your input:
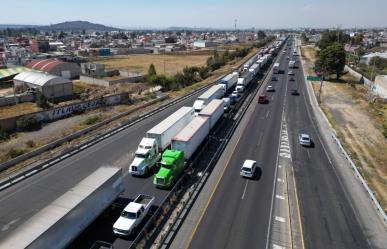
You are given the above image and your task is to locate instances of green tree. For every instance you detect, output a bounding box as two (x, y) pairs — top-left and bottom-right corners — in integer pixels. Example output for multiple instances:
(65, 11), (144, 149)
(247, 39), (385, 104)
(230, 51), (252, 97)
(36, 92), (49, 109)
(257, 30), (266, 40)
(318, 30), (349, 49)
(148, 64), (157, 76)
(301, 33), (309, 43)
(315, 42), (346, 80)
(58, 31), (65, 39)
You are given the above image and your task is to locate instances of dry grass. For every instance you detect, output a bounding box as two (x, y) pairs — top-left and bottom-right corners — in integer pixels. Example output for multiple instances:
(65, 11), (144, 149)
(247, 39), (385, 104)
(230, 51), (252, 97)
(96, 54), (209, 76)
(301, 45), (387, 209)
(0, 103), (41, 119)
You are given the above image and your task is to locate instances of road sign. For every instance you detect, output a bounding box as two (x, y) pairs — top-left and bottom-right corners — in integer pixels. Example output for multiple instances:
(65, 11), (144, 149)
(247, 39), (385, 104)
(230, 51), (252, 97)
(307, 76), (321, 81)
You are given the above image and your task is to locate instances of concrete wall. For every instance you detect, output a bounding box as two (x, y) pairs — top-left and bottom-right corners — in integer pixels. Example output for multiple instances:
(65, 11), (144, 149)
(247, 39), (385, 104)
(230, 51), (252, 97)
(0, 92), (129, 131)
(344, 65), (372, 86)
(80, 75), (142, 87)
(0, 93), (35, 107)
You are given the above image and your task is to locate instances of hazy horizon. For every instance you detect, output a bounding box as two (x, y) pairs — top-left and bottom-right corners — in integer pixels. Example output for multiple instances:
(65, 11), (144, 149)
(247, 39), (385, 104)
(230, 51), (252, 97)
(1, 0), (387, 30)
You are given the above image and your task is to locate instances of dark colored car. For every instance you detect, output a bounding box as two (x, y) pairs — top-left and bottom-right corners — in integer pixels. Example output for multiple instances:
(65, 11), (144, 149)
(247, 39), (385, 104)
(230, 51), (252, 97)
(258, 94), (268, 104)
(291, 89), (299, 95)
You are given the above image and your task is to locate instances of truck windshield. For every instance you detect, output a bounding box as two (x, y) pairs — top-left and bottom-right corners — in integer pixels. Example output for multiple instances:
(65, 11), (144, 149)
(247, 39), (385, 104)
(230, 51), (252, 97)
(135, 153), (148, 158)
(139, 145), (152, 149)
(160, 162), (173, 169)
(121, 211), (137, 219)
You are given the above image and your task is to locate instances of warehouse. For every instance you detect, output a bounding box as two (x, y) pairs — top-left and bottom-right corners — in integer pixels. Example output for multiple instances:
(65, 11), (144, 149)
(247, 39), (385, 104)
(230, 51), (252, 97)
(13, 71), (73, 100)
(26, 59), (81, 79)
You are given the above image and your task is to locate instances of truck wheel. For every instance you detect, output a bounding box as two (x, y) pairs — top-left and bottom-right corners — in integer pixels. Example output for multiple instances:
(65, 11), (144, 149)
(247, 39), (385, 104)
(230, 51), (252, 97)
(144, 168), (149, 176)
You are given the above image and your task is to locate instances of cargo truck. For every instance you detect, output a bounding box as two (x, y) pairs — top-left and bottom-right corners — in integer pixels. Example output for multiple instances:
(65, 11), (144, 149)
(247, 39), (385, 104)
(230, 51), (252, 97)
(1, 167), (124, 249)
(113, 194), (154, 236)
(273, 62), (280, 74)
(153, 150), (185, 188)
(249, 63), (260, 77)
(218, 73), (238, 93)
(193, 85), (224, 113)
(199, 99), (224, 129)
(236, 72), (253, 93)
(129, 106), (194, 175)
(172, 116), (210, 160)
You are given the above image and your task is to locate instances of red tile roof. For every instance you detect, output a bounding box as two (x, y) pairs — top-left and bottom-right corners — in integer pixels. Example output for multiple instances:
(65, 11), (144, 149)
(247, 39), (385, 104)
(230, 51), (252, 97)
(26, 59), (66, 72)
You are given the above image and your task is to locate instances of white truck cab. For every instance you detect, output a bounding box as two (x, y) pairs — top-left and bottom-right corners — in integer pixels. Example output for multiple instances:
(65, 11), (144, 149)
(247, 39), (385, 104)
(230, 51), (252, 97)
(129, 138), (161, 175)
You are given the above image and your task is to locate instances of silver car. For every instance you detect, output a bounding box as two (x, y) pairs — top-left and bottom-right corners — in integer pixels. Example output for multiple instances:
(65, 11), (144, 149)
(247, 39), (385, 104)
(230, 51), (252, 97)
(299, 134), (311, 147)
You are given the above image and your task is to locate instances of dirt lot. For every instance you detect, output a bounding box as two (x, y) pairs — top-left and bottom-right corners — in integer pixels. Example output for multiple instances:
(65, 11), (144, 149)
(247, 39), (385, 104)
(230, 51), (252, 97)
(301, 45), (387, 208)
(96, 53), (210, 75)
(0, 103), (42, 119)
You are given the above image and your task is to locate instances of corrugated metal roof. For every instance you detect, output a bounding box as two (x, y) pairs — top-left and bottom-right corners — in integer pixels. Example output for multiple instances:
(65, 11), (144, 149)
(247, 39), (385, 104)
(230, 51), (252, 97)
(27, 59), (66, 72)
(13, 71), (70, 87)
(0, 67), (35, 79)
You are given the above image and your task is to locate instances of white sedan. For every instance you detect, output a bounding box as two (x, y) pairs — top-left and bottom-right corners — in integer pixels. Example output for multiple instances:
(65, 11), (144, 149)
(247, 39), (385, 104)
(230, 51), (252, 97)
(299, 134), (312, 147)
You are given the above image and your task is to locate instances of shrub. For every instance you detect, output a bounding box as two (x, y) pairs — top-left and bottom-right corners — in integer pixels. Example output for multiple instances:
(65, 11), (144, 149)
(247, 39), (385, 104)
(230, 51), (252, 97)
(7, 148), (26, 158)
(35, 92), (49, 109)
(25, 140), (35, 148)
(16, 116), (42, 132)
(83, 115), (103, 125)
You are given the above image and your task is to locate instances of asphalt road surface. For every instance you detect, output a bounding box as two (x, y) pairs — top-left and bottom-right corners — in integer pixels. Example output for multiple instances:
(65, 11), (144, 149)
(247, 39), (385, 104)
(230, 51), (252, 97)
(187, 40), (371, 249)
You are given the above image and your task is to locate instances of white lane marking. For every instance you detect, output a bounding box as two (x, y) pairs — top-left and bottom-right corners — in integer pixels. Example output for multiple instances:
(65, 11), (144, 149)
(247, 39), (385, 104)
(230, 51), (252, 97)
(273, 244), (285, 249)
(307, 150), (311, 160)
(275, 216), (286, 223)
(257, 133), (263, 146)
(241, 181), (249, 200)
(276, 195), (285, 200)
(1, 218), (20, 232)
(266, 110), (270, 118)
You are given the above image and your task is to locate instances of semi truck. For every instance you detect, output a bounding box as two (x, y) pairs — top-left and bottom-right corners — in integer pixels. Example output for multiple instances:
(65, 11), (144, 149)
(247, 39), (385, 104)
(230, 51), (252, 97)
(236, 72), (253, 93)
(129, 106), (194, 175)
(249, 63), (260, 77)
(218, 72), (238, 93)
(273, 62), (280, 74)
(171, 116), (210, 160)
(154, 116), (213, 189)
(1, 167), (124, 249)
(113, 194), (155, 236)
(193, 84), (224, 113)
(153, 150), (185, 189)
(199, 99), (224, 129)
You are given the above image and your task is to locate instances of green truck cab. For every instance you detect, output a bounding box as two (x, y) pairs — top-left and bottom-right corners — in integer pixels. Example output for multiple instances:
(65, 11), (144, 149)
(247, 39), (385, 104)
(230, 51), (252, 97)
(153, 150), (185, 189)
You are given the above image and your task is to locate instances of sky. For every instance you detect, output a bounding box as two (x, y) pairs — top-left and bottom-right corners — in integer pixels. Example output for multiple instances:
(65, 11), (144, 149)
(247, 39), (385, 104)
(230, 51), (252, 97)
(1, 0), (386, 29)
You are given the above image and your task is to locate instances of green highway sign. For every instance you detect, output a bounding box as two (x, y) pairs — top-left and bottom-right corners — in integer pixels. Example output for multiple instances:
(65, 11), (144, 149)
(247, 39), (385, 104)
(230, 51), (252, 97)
(307, 76), (321, 81)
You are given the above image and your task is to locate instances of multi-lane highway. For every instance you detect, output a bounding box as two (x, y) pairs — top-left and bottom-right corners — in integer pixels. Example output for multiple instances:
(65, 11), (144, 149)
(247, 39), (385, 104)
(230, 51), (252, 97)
(185, 39), (373, 249)
(286, 41), (371, 249)
(0, 86), (206, 247)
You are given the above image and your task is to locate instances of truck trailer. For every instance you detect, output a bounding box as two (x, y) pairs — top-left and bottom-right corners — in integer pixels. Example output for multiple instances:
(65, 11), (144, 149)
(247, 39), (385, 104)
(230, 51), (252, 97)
(218, 73), (238, 92)
(273, 62), (280, 74)
(199, 99), (224, 129)
(171, 116), (210, 160)
(236, 72), (253, 93)
(1, 167), (124, 249)
(193, 85), (224, 113)
(129, 106), (194, 175)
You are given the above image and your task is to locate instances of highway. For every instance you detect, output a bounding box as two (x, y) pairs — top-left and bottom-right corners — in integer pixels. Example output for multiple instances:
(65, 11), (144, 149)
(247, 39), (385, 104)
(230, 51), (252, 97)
(187, 44), (289, 249)
(186, 39), (372, 249)
(0, 88), (203, 246)
(285, 41), (371, 249)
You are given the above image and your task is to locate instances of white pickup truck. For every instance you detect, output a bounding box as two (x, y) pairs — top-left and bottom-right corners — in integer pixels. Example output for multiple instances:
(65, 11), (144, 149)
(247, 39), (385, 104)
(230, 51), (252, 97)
(113, 194), (154, 236)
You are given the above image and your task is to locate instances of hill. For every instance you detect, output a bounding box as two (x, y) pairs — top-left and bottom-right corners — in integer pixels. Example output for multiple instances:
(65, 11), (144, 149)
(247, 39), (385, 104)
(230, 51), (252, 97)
(40, 21), (120, 31)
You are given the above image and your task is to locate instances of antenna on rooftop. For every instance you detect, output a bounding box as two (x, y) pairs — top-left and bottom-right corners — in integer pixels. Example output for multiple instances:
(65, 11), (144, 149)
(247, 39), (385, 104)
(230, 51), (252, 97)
(234, 19), (237, 32)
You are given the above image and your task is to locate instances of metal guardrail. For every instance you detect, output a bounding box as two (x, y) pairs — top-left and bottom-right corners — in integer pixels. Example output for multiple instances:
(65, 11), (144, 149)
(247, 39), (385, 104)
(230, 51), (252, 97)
(127, 47), (281, 249)
(0, 81), (220, 191)
(331, 132), (387, 223)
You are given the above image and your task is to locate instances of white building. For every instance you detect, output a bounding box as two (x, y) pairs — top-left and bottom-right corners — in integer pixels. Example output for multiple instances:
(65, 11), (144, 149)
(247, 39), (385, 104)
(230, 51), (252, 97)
(360, 52), (387, 65)
(373, 75), (387, 99)
(13, 71), (73, 99)
(193, 40), (217, 48)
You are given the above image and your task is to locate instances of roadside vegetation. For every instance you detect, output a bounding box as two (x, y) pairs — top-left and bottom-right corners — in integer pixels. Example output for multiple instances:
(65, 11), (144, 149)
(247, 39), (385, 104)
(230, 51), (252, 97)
(301, 41), (387, 209)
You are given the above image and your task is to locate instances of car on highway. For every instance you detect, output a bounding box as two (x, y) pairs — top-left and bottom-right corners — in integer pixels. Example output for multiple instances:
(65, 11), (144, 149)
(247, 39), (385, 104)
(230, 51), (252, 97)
(299, 134), (312, 147)
(288, 70), (295, 75)
(271, 75), (277, 81)
(240, 159), (257, 178)
(286, 56), (290, 60)
(229, 94), (237, 105)
(266, 85), (275, 92)
(291, 89), (299, 96)
(289, 76), (295, 81)
(258, 94), (268, 104)
(90, 241), (113, 249)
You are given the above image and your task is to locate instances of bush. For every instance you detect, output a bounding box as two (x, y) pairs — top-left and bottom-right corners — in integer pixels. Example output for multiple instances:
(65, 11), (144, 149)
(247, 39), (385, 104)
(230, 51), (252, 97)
(16, 116), (42, 132)
(25, 140), (35, 148)
(0, 128), (9, 141)
(36, 92), (49, 109)
(7, 148), (26, 158)
(83, 115), (103, 125)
